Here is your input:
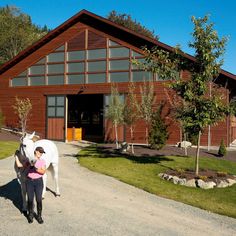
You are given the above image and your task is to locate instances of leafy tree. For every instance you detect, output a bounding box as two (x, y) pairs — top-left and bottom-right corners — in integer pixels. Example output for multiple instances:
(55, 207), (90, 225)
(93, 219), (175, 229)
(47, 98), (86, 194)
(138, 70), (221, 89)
(107, 10), (158, 40)
(123, 82), (139, 153)
(148, 102), (169, 150)
(136, 15), (228, 176)
(12, 96), (32, 136)
(0, 5), (48, 65)
(106, 84), (124, 149)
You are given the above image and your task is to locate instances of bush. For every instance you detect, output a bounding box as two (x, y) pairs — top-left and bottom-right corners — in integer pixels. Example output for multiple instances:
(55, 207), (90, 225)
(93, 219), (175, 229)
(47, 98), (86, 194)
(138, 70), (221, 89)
(148, 105), (169, 150)
(218, 139), (227, 157)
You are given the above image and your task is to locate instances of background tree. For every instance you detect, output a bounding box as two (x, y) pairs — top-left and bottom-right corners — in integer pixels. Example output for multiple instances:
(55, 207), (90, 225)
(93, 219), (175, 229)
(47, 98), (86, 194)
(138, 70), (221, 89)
(0, 5), (48, 65)
(123, 82), (139, 153)
(107, 10), (158, 40)
(106, 84), (124, 149)
(12, 96), (32, 136)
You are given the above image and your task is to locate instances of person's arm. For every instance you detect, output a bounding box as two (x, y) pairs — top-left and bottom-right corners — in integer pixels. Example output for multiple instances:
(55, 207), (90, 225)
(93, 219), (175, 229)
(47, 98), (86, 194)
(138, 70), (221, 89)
(35, 166), (46, 175)
(15, 155), (23, 168)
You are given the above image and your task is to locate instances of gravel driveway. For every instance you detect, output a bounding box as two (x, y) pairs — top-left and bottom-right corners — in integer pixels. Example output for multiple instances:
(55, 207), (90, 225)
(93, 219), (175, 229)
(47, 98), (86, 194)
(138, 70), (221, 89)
(0, 141), (236, 236)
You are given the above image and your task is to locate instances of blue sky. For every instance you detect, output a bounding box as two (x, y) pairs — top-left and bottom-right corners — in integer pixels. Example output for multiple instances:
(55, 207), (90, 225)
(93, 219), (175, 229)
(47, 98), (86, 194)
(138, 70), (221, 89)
(1, 0), (235, 74)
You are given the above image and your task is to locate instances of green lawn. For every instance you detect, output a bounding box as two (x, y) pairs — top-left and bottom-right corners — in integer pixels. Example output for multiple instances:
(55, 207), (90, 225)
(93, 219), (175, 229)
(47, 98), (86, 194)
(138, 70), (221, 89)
(0, 141), (19, 160)
(78, 145), (236, 218)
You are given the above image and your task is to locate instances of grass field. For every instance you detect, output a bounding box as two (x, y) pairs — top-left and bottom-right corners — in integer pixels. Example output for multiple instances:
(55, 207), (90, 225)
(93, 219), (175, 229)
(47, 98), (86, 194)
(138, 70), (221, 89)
(78, 145), (236, 218)
(0, 141), (19, 160)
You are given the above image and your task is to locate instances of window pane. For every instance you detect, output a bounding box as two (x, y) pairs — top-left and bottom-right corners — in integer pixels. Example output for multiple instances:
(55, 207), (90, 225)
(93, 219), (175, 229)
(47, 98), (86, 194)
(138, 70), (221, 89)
(29, 76), (45, 86)
(48, 97), (56, 106)
(132, 51), (143, 57)
(48, 64), (64, 74)
(29, 65), (45, 75)
(67, 74), (84, 84)
(19, 70), (27, 76)
(56, 107), (64, 117)
(88, 73), (106, 83)
(48, 107), (56, 117)
(109, 40), (120, 46)
(88, 49), (106, 59)
(48, 75), (64, 85)
(67, 62), (84, 73)
(67, 51), (85, 61)
(109, 60), (130, 70)
(87, 61), (106, 72)
(132, 71), (152, 82)
(55, 45), (65, 51)
(56, 96), (64, 106)
(109, 72), (129, 82)
(12, 77), (27, 87)
(36, 58), (46, 64)
(109, 47), (129, 58)
(48, 52), (64, 62)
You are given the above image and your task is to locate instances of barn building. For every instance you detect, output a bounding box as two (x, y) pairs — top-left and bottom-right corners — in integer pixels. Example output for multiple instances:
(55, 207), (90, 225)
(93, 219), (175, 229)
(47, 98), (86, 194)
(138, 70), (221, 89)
(0, 10), (236, 146)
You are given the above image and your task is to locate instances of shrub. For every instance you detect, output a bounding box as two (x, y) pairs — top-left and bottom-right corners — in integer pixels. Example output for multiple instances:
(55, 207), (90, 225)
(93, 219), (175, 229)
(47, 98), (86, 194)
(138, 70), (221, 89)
(148, 104), (169, 150)
(218, 139), (227, 157)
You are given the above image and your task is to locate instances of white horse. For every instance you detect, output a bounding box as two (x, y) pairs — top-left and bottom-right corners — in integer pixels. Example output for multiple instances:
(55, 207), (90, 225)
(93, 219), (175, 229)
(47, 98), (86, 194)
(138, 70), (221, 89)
(15, 132), (60, 212)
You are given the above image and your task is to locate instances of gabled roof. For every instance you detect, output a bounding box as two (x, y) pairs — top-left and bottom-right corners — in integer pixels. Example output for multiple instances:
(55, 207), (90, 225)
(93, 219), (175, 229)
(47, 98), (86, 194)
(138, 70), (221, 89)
(0, 9), (235, 82)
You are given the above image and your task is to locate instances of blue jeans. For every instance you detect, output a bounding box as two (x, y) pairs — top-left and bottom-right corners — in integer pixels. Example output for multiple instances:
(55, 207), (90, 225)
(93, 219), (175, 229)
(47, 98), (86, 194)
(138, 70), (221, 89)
(26, 177), (43, 204)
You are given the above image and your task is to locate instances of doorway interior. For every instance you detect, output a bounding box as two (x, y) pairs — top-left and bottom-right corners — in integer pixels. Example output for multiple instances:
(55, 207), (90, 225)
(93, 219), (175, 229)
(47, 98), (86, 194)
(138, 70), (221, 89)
(67, 94), (104, 142)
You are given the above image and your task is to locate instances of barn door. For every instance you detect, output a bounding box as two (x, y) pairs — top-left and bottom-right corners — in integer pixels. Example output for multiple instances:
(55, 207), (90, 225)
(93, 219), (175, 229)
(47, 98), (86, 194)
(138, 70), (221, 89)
(46, 95), (65, 141)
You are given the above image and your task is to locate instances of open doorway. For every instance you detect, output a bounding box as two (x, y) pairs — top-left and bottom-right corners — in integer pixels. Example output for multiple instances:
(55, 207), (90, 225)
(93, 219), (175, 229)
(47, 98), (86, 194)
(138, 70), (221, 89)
(67, 94), (104, 142)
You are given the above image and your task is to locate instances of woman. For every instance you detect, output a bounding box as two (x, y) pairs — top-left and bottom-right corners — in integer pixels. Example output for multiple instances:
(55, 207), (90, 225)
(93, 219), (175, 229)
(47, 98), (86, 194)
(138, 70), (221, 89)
(25, 146), (46, 224)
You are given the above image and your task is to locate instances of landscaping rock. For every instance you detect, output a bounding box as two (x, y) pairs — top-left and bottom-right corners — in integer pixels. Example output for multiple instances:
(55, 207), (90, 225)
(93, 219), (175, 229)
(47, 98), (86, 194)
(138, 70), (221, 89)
(185, 179), (196, 187)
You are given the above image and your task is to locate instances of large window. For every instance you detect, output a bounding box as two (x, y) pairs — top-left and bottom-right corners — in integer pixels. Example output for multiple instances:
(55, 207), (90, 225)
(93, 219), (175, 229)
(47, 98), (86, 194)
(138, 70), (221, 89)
(11, 34), (163, 87)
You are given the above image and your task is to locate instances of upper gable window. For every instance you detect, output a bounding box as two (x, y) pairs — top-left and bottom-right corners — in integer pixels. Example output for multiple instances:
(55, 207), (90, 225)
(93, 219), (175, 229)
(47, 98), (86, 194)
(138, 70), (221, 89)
(36, 58), (46, 64)
(87, 49), (106, 60)
(67, 51), (85, 61)
(29, 65), (45, 75)
(48, 52), (64, 62)
(109, 47), (129, 58)
(55, 45), (65, 51)
(11, 77), (27, 87)
(132, 50), (143, 57)
(109, 40), (121, 47)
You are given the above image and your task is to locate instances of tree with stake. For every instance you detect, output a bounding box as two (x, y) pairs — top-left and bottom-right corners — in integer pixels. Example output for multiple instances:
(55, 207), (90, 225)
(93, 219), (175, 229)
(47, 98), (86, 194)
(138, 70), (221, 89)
(106, 84), (124, 149)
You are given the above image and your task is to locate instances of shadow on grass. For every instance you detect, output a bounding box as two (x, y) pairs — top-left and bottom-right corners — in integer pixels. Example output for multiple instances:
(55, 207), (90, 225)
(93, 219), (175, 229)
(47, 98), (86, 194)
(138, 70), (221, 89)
(77, 145), (174, 164)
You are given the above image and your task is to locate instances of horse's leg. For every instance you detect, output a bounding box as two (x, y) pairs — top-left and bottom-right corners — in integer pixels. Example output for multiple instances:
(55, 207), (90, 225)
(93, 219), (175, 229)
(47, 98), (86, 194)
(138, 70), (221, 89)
(52, 162), (60, 196)
(21, 180), (27, 213)
(42, 173), (47, 198)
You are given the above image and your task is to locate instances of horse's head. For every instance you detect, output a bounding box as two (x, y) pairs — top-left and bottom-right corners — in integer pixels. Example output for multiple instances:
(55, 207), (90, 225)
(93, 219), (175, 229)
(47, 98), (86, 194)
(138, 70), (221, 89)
(20, 132), (36, 161)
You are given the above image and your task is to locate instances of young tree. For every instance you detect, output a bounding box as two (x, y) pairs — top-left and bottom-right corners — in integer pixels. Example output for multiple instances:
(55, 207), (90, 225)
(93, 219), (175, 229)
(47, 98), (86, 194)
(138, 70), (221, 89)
(123, 82), (139, 153)
(12, 96), (32, 136)
(106, 84), (124, 149)
(0, 5), (48, 64)
(136, 15), (228, 176)
(107, 10), (158, 40)
(138, 80), (156, 145)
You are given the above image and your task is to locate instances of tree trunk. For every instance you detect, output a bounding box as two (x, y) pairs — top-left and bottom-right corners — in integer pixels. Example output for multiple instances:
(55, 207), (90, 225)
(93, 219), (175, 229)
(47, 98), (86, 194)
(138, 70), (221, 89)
(114, 123), (119, 149)
(195, 131), (201, 176)
(184, 132), (188, 156)
(130, 127), (134, 154)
